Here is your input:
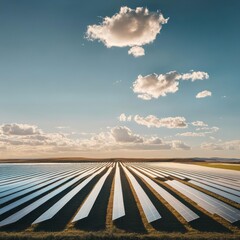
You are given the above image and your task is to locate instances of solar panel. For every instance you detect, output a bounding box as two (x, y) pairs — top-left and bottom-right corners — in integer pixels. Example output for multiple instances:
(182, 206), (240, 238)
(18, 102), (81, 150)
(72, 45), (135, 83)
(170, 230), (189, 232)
(189, 180), (240, 204)
(122, 165), (161, 223)
(112, 163), (125, 221)
(0, 167), (91, 215)
(132, 166), (158, 178)
(136, 166), (167, 178)
(72, 167), (112, 222)
(166, 180), (240, 223)
(0, 171), (48, 187)
(0, 167), (101, 227)
(0, 168), (83, 205)
(162, 168), (240, 192)
(34, 167), (107, 224)
(0, 168), (78, 197)
(188, 179), (240, 197)
(129, 166), (199, 222)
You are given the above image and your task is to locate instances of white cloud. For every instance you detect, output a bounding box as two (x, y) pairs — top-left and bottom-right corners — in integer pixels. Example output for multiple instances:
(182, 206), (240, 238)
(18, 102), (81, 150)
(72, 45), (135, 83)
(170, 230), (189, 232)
(196, 126), (219, 133)
(172, 140), (191, 150)
(196, 90), (212, 98)
(79, 126), (190, 151)
(181, 71), (209, 81)
(86, 6), (168, 56)
(118, 114), (187, 128)
(133, 70), (209, 100)
(176, 132), (205, 137)
(128, 46), (145, 57)
(0, 123), (41, 135)
(118, 113), (132, 122)
(201, 140), (240, 151)
(0, 123), (191, 155)
(177, 125), (219, 138)
(192, 121), (208, 127)
(134, 115), (187, 128)
(0, 124), (77, 150)
(110, 126), (144, 143)
(55, 126), (70, 129)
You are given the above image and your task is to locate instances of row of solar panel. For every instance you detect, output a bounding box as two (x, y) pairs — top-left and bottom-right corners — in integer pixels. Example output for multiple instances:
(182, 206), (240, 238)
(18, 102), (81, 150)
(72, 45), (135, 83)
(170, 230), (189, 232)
(0, 162), (239, 229)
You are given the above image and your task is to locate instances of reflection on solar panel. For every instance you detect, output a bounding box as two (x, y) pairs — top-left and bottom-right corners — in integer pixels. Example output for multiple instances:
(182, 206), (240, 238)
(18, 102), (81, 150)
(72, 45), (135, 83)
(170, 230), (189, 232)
(0, 167), (100, 227)
(112, 163), (125, 221)
(166, 180), (240, 223)
(189, 179), (240, 197)
(72, 167), (112, 222)
(34, 167), (107, 224)
(122, 165), (161, 223)
(0, 169), (80, 204)
(133, 166), (158, 178)
(0, 168), (77, 194)
(130, 164), (167, 178)
(189, 180), (240, 204)
(0, 168), (90, 215)
(128, 166), (199, 222)
(160, 168), (240, 192)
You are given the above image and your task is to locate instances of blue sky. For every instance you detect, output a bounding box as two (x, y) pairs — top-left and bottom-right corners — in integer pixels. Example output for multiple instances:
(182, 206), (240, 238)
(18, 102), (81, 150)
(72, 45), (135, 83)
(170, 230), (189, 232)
(0, 0), (239, 158)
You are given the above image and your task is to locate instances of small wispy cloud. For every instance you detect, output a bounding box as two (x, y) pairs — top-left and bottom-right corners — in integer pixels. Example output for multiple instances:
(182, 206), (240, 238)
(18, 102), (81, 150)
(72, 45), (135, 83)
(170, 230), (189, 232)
(119, 113), (188, 129)
(128, 46), (145, 57)
(177, 126), (219, 137)
(55, 126), (70, 129)
(196, 90), (212, 98)
(201, 140), (240, 151)
(113, 80), (122, 85)
(192, 121), (208, 127)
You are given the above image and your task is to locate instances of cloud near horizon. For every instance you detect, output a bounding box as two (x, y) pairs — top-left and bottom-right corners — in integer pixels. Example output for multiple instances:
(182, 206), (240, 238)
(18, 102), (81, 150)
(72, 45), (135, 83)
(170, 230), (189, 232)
(132, 70), (209, 100)
(201, 140), (240, 151)
(176, 126), (219, 137)
(0, 123), (191, 155)
(87, 126), (191, 151)
(86, 6), (168, 56)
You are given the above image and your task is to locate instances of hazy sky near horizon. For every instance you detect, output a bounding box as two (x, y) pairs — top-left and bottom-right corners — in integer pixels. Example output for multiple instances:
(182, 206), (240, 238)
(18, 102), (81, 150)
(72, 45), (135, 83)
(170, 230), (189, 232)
(0, 0), (240, 158)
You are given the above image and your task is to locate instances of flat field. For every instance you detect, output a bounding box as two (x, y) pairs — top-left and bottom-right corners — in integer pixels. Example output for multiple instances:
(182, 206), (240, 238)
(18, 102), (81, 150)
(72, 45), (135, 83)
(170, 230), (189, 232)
(193, 163), (240, 171)
(0, 161), (239, 240)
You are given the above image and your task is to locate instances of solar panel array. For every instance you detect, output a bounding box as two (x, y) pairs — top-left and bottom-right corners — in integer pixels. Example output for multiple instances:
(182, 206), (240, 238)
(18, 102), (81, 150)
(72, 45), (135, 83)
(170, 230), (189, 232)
(0, 161), (239, 231)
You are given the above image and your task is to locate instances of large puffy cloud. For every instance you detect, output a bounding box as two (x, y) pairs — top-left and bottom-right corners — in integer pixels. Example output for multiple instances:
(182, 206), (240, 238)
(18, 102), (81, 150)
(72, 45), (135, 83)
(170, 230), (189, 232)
(86, 6), (168, 56)
(119, 114), (187, 128)
(110, 126), (143, 143)
(0, 124), (77, 149)
(196, 90), (212, 98)
(201, 140), (240, 151)
(0, 123), (41, 135)
(133, 70), (209, 100)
